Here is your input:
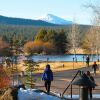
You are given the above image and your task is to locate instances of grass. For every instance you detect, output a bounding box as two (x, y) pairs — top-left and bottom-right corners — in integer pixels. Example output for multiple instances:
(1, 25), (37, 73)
(17, 61), (100, 73)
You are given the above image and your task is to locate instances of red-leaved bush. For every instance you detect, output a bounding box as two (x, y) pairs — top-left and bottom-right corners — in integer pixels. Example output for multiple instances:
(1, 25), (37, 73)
(0, 66), (11, 89)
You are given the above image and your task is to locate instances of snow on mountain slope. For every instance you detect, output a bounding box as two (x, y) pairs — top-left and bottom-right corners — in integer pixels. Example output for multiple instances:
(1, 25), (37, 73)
(36, 14), (72, 25)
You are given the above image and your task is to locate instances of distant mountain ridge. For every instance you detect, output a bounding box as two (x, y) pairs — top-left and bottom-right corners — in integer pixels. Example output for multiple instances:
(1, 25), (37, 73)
(0, 15), (58, 26)
(37, 14), (72, 25)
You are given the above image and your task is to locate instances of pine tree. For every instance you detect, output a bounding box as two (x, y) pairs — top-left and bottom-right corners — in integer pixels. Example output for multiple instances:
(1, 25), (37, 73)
(35, 28), (47, 41)
(24, 58), (38, 88)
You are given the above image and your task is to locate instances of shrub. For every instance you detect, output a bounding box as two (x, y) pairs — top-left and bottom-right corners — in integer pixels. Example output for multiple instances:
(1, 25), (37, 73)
(0, 66), (11, 89)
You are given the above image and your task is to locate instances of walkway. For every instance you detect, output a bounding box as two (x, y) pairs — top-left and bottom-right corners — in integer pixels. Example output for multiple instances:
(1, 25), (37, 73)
(35, 66), (100, 99)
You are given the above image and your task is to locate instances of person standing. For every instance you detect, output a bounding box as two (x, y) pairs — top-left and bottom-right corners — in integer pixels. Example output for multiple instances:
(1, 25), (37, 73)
(92, 61), (98, 75)
(86, 55), (90, 67)
(42, 64), (53, 94)
(83, 55), (84, 63)
(86, 71), (95, 99)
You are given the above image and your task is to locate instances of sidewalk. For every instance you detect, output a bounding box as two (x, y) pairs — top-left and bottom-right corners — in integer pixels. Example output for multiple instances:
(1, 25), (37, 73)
(35, 66), (100, 99)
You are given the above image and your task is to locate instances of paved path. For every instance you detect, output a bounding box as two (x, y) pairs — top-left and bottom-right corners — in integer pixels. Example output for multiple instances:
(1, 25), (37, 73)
(35, 66), (100, 99)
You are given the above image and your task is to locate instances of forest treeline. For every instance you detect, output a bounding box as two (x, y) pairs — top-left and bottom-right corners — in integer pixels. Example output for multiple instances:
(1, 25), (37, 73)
(0, 24), (98, 56)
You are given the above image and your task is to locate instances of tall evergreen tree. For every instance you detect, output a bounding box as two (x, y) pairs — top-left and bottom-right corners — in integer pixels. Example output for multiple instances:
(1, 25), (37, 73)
(55, 29), (67, 54)
(35, 28), (47, 41)
(45, 29), (57, 43)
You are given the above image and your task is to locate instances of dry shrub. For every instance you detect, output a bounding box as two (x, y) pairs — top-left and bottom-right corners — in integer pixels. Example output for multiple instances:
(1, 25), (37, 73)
(0, 88), (13, 100)
(0, 66), (11, 89)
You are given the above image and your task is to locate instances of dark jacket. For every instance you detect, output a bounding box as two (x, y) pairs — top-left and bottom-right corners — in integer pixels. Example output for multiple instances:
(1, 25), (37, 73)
(92, 64), (97, 71)
(42, 67), (53, 81)
(89, 76), (95, 88)
(86, 56), (90, 62)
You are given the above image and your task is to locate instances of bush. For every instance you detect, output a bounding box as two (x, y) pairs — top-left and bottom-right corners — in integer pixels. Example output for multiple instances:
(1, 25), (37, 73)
(24, 40), (54, 54)
(0, 66), (11, 89)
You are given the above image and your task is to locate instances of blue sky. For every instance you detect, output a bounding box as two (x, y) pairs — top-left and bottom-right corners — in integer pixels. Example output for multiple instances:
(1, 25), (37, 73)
(0, 0), (99, 25)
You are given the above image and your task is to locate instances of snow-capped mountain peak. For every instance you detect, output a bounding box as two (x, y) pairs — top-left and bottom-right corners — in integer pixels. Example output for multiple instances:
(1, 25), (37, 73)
(36, 14), (72, 25)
